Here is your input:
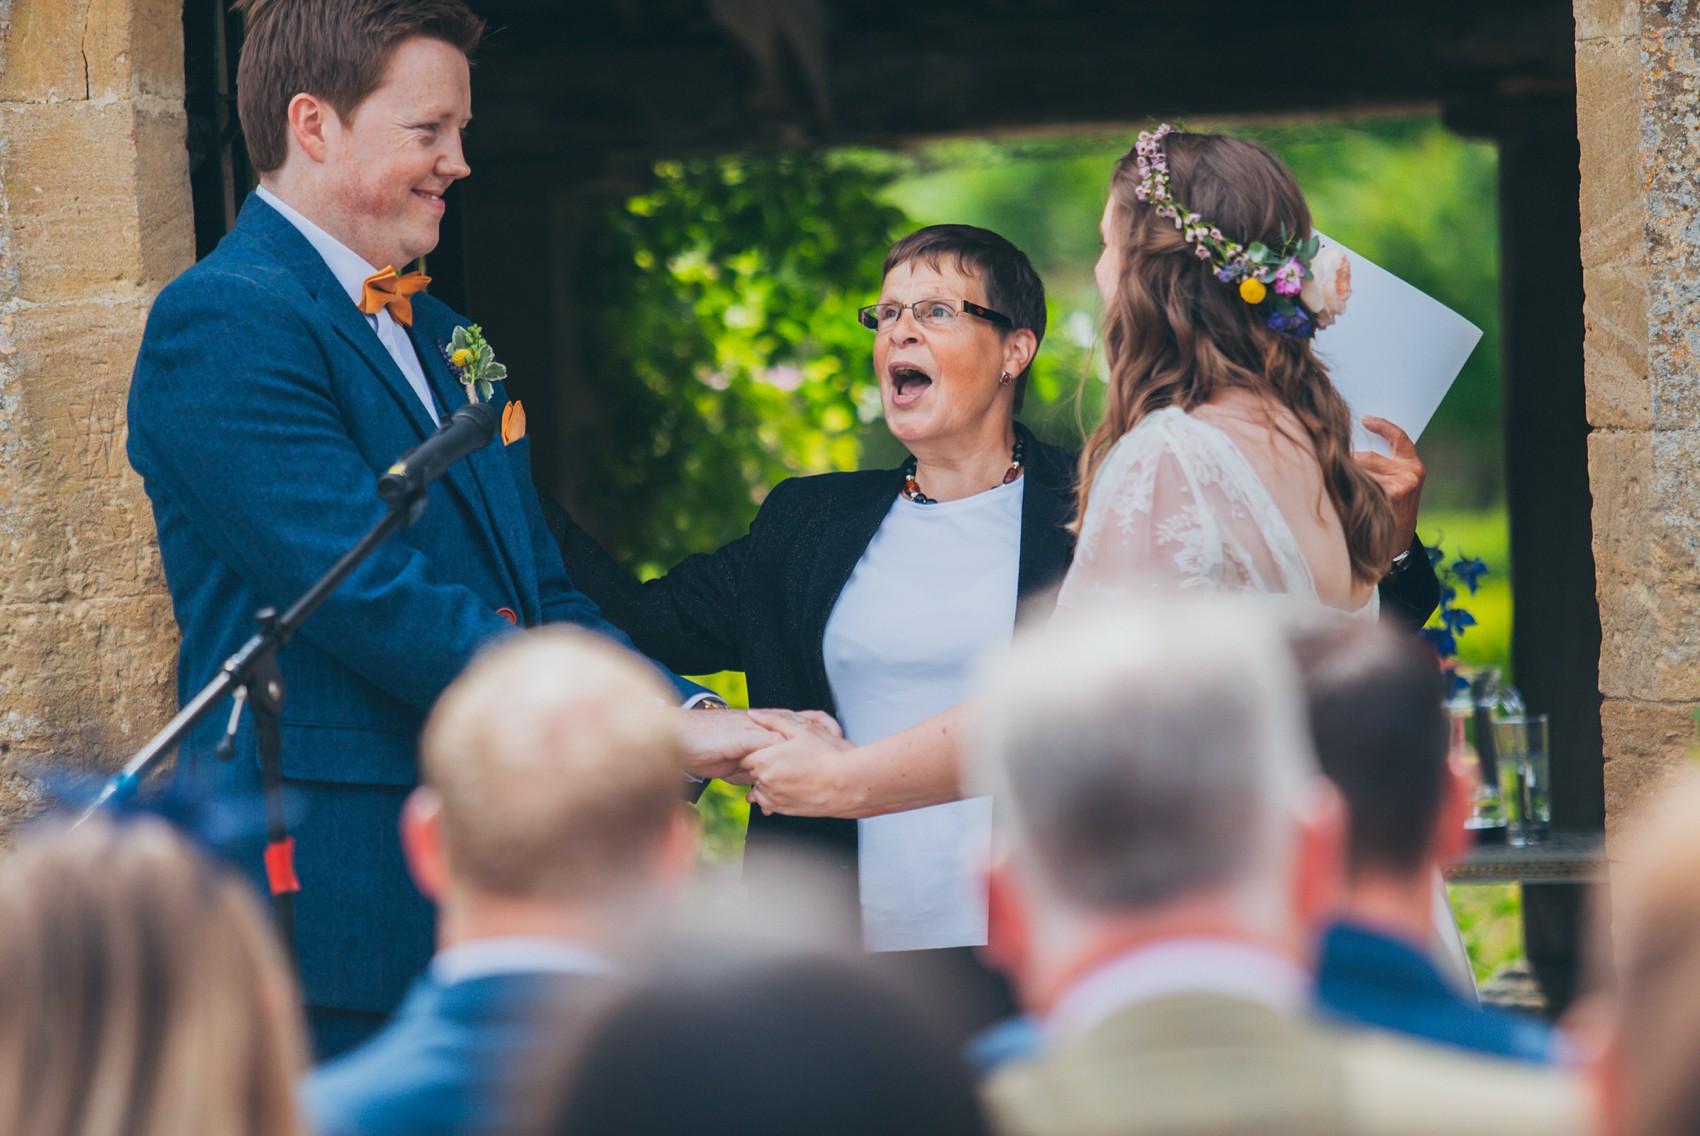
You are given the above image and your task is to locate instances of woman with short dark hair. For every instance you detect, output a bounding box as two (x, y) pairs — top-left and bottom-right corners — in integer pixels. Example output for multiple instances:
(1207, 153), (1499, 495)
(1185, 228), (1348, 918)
(553, 224), (1073, 996)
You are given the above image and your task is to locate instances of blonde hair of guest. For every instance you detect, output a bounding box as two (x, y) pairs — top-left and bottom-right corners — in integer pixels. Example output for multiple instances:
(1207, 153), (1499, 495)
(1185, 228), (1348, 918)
(418, 626), (687, 904)
(0, 815), (308, 1136)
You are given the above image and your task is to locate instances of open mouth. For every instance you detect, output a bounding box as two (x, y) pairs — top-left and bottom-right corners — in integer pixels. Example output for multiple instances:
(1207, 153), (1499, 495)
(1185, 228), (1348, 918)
(889, 363), (932, 407)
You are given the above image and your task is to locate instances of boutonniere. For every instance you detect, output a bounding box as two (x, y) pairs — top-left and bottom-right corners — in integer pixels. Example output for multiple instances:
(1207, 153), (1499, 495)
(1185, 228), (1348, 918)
(444, 324), (508, 403)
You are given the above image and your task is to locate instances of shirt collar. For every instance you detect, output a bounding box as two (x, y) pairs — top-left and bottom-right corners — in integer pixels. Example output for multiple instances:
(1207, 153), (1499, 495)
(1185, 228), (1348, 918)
(255, 184), (382, 310)
(430, 936), (616, 987)
(1045, 936), (1311, 1044)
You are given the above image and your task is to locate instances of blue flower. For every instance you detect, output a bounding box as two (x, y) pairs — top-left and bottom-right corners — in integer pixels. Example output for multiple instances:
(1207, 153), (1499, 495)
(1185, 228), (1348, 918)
(1266, 309), (1315, 339)
(1421, 625), (1458, 658)
(1451, 556), (1488, 594)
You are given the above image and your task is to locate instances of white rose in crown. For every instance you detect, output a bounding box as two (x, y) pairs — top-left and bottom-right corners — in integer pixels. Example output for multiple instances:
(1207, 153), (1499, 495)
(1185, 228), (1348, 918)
(1300, 245), (1353, 329)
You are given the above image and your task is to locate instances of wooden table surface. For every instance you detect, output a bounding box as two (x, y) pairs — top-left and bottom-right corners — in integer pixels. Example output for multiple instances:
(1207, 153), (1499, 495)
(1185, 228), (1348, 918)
(1444, 828), (1605, 885)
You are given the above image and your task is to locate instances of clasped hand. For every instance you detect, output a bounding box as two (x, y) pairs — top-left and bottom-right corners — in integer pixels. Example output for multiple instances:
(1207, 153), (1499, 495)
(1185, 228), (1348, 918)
(674, 705), (855, 817)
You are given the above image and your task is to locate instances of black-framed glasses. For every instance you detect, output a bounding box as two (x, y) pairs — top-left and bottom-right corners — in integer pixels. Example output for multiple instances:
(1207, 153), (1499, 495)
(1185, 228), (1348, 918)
(857, 297), (1013, 332)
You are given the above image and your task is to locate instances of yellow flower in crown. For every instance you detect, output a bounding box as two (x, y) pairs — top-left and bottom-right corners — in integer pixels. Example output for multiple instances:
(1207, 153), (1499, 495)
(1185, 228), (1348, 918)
(443, 324), (507, 403)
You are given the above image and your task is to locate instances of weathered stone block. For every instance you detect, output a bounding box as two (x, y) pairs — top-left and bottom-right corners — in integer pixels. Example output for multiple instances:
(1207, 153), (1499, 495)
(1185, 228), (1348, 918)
(0, 0), (185, 104)
(1574, 0), (1637, 43)
(0, 594), (177, 785)
(1591, 430), (1659, 698)
(0, 100), (192, 305)
(1601, 699), (1697, 839)
(1639, 8), (1700, 431)
(0, 298), (165, 607)
(1575, 36), (1643, 253)
(1595, 428), (1700, 702)
(1582, 262), (1650, 430)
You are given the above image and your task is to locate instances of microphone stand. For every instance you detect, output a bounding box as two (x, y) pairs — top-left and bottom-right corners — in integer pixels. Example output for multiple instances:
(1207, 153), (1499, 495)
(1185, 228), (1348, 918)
(78, 491), (429, 954)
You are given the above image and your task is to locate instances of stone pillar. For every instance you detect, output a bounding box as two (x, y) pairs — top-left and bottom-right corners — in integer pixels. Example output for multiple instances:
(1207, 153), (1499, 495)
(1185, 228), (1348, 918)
(0, 0), (191, 832)
(1574, 0), (1700, 840)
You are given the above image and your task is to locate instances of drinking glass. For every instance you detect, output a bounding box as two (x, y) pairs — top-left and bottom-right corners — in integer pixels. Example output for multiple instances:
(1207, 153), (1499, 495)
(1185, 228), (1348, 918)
(1494, 714), (1551, 847)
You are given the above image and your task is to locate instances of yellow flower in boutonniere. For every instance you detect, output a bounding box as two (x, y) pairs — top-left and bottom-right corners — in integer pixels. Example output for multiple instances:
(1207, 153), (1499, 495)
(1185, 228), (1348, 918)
(444, 324), (507, 403)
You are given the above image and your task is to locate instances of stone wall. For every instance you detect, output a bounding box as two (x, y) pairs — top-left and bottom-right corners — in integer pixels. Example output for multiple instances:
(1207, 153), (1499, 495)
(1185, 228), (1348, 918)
(1577, 0), (1700, 836)
(0, 0), (190, 833)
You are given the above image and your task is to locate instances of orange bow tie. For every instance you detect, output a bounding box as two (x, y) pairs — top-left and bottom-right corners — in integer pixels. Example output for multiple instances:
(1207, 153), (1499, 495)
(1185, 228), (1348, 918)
(359, 266), (431, 327)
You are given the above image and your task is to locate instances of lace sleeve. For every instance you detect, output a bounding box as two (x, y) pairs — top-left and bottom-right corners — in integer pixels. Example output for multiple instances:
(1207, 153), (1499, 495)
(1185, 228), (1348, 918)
(1056, 411), (1298, 608)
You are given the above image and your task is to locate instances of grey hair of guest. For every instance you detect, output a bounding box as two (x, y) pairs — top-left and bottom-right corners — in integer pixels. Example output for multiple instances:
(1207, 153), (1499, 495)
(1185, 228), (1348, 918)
(966, 597), (1318, 928)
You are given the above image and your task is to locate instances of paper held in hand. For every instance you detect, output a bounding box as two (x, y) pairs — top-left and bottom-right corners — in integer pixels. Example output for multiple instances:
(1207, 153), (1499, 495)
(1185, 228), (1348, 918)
(1311, 232), (1483, 456)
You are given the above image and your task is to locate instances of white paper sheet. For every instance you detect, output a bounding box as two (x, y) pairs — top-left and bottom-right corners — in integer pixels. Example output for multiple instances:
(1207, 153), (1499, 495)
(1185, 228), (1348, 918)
(1309, 232), (1483, 455)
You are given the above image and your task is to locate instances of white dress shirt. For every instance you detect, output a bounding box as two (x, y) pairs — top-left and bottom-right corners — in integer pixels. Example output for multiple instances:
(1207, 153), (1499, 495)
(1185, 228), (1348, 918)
(255, 184), (441, 425)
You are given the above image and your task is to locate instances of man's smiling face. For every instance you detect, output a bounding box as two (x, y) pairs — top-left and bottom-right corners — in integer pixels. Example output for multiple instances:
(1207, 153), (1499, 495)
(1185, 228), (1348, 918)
(318, 35), (472, 270)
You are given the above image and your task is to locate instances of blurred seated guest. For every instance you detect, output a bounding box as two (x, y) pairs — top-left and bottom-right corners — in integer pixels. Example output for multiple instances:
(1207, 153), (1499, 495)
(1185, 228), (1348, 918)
(0, 814), (307, 1136)
(541, 947), (989, 1136)
(305, 628), (698, 1136)
(967, 598), (1586, 1136)
(1581, 773), (1700, 1136)
(1291, 615), (1561, 1063)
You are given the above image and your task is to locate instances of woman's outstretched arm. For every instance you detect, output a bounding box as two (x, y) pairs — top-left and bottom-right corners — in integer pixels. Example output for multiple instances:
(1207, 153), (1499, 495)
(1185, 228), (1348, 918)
(741, 703), (968, 819)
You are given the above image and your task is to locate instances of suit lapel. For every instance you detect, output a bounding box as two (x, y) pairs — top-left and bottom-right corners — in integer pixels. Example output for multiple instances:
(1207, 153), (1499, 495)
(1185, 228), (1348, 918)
(409, 310), (539, 613)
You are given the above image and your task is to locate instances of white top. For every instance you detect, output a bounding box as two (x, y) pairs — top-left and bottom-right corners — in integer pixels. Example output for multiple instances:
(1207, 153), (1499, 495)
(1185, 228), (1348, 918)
(1059, 407), (1376, 617)
(1045, 937), (1310, 1044)
(255, 184), (440, 426)
(824, 476), (1024, 952)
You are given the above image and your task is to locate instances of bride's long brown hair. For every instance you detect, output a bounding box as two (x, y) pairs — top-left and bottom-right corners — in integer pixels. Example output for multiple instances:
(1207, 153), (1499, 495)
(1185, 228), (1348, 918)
(1077, 132), (1397, 585)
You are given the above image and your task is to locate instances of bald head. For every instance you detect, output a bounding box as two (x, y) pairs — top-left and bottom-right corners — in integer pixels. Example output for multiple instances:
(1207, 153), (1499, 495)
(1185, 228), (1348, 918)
(420, 629), (684, 901)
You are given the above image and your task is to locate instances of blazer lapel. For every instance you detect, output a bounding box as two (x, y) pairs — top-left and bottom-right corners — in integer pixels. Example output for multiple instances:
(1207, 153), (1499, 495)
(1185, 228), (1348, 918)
(409, 314), (538, 615)
(1015, 423), (1079, 610)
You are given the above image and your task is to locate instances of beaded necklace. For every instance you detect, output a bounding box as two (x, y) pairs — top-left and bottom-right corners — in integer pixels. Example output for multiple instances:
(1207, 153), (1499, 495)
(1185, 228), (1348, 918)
(900, 438), (1026, 505)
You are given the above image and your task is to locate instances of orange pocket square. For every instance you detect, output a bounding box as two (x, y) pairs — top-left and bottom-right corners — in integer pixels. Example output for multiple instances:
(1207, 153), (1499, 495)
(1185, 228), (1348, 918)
(501, 399), (527, 445)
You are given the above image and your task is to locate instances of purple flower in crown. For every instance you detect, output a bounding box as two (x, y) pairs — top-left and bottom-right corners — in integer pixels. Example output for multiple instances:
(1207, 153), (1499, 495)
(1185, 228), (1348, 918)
(1274, 259), (1306, 296)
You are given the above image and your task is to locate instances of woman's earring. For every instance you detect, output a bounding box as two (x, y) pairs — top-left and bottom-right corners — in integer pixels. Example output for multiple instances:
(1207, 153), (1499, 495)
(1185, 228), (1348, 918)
(998, 371), (1013, 386)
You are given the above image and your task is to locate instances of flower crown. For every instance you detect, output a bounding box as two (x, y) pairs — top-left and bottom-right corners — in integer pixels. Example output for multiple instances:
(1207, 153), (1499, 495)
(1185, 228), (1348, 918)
(1132, 124), (1350, 339)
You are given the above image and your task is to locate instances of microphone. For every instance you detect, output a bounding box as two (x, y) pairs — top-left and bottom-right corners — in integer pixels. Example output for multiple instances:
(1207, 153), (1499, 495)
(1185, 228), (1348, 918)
(377, 402), (500, 505)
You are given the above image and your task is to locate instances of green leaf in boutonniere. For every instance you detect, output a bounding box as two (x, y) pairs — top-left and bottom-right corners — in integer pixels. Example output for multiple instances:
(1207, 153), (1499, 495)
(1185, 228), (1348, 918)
(445, 324), (508, 403)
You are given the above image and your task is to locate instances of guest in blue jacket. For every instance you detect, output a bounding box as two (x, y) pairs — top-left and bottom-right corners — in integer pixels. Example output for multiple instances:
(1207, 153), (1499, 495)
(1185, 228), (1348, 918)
(305, 628), (699, 1136)
(127, 0), (772, 1058)
(1292, 615), (1562, 1063)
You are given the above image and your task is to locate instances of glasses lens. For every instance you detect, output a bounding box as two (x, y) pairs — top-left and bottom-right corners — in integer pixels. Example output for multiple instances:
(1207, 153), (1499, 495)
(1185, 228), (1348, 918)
(917, 300), (958, 328)
(858, 305), (881, 330)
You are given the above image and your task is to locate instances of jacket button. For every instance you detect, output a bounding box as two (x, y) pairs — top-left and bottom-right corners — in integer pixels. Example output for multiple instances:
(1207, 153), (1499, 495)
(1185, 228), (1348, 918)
(497, 607), (518, 624)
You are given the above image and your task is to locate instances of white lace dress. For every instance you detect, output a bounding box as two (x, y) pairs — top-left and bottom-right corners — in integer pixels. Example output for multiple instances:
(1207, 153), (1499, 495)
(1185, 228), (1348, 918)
(1057, 407), (1483, 991)
(1058, 406), (1377, 618)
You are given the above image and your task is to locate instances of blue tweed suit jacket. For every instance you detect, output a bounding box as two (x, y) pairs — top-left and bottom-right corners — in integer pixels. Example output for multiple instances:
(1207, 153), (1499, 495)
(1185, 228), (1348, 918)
(304, 970), (595, 1136)
(127, 193), (693, 1014)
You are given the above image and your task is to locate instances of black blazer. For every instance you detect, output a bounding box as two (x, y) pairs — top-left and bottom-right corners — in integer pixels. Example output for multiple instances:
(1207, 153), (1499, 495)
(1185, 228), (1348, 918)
(546, 423), (1441, 899)
(547, 422), (1078, 895)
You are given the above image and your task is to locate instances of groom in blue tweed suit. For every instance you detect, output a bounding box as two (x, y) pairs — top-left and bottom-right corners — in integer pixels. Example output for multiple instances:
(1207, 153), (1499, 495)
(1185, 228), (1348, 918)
(127, 0), (770, 1058)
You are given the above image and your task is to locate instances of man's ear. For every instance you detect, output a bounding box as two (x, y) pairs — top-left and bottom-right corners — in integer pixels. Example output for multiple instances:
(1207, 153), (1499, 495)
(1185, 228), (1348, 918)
(1431, 757), (1476, 870)
(285, 91), (337, 164)
(983, 853), (1032, 994)
(652, 806), (700, 890)
(400, 787), (449, 902)
(1293, 776), (1348, 937)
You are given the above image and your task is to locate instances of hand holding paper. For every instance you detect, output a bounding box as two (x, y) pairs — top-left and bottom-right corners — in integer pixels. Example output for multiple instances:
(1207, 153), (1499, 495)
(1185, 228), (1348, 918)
(1311, 233), (1484, 455)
